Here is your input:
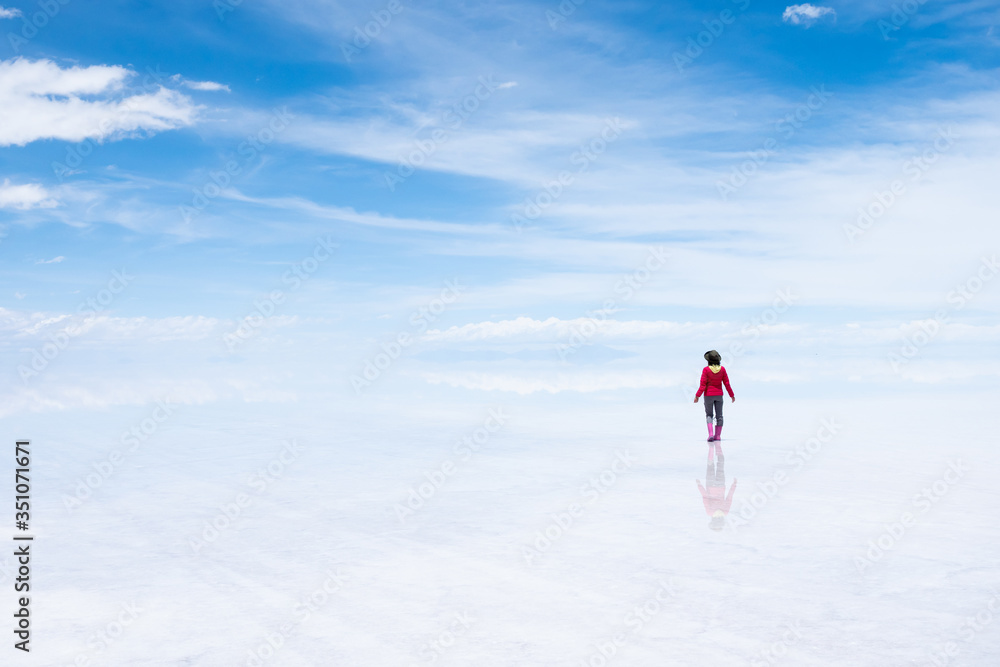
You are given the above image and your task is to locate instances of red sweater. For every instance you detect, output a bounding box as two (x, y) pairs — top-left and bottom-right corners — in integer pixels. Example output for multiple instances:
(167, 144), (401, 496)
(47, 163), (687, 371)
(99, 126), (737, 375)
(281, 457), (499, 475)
(696, 479), (738, 515)
(695, 365), (734, 399)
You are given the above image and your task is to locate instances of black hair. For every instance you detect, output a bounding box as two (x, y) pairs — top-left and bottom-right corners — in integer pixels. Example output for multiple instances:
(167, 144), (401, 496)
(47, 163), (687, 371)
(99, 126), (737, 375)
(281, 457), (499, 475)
(704, 350), (721, 366)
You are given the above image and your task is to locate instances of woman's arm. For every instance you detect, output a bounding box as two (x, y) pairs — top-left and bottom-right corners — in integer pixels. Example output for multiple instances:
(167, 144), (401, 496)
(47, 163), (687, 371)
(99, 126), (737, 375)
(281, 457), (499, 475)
(694, 367), (708, 399)
(722, 368), (735, 400)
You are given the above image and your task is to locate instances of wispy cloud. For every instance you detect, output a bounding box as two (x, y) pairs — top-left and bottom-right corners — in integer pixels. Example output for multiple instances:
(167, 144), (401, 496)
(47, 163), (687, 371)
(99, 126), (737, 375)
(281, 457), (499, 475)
(35, 256), (65, 264)
(0, 6), (21, 19)
(782, 4), (836, 26)
(222, 190), (502, 235)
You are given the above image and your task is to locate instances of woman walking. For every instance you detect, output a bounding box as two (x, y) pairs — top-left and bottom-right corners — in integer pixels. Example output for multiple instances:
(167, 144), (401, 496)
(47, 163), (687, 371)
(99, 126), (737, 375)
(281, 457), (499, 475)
(693, 350), (735, 442)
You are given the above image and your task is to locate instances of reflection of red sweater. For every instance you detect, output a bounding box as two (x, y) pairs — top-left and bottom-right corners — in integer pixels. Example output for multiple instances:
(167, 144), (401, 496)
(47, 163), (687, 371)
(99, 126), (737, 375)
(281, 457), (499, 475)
(695, 365), (734, 399)
(696, 479), (738, 515)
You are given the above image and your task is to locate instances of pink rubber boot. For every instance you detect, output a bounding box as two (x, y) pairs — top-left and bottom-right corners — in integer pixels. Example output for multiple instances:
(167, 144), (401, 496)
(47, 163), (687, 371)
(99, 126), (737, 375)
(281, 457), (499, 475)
(713, 424), (723, 442)
(707, 421), (715, 442)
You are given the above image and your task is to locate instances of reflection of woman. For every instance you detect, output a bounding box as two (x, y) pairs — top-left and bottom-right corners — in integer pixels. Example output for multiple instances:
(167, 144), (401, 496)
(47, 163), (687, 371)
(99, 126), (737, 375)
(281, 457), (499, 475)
(693, 350), (735, 442)
(696, 442), (737, 531)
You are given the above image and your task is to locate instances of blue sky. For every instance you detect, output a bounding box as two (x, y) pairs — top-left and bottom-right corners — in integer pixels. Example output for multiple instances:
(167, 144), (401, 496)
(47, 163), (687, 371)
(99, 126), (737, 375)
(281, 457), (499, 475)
(1, 0), (998, 415)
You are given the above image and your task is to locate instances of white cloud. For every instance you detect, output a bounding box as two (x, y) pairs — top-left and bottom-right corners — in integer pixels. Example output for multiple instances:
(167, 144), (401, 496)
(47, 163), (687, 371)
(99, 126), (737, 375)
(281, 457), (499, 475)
(416, 316), (1000, 362)
(0, 58), (200, 147)
(0, 179), (58, 209)
(173, 76), (231, 92)
(420, 367), (804, 394)
(0, 306), (225, 342)
(185, 80), (230, 92)
(421, 370), (680, 394)
(0, 381), (217, 419)
(3, 306), (304, 344)
(66, 314), (228, 342)
(35, 256), (65, 264)
(423, 317), (724, 343)
(782, 4), (836, 26)
(0, 6), (21, 19)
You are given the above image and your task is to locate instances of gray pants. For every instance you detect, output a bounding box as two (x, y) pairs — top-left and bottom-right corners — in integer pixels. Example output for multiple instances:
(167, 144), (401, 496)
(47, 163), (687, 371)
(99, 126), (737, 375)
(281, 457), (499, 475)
(704, 395), (724, 426)
(706, 454), (726, 488)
